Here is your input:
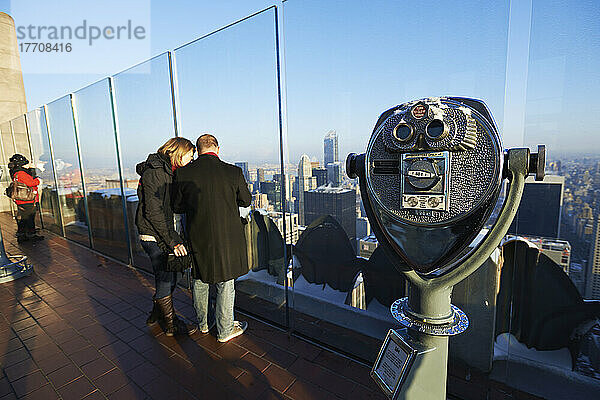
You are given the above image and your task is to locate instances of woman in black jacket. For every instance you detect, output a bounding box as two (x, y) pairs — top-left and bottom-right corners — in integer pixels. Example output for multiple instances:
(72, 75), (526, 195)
(136, 137), (197, 336)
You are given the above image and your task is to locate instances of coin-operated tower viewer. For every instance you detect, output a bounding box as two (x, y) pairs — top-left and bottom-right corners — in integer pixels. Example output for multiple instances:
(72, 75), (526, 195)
(346, 97), (545, 400)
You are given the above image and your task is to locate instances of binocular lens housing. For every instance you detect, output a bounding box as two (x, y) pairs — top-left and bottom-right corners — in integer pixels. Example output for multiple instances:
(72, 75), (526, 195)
(393, 123), (414, 142)
(359, 97), (503, 275)
(426, 119), (446, 140)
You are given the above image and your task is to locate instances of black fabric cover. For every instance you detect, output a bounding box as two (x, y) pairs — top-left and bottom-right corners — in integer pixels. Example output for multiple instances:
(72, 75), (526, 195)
(363, 246), (407, 308)
(496, 240), (600, 353)
(248, 211), (287, 283)
(294, 215), (365, 292)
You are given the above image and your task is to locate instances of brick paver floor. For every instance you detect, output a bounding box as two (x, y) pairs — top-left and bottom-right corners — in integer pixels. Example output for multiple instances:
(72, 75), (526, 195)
(0, 213), (385, 400)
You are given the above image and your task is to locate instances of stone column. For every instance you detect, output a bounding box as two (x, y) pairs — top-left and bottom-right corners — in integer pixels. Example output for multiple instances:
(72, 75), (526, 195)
(0, 12), (27, 123)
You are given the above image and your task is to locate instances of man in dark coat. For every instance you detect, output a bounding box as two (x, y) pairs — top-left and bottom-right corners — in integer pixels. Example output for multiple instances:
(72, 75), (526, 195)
(173, 134), (252, 342)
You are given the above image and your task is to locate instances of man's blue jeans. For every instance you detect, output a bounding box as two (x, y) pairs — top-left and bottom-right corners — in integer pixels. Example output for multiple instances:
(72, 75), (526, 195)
(192, 278), (235, 340)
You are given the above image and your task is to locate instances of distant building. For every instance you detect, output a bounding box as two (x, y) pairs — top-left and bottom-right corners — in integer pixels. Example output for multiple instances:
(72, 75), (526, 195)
(324, 129), (338, 166)
(298, 155), (316, 225)
(540, 239), (571, 274)
(576, 203), (594, 239)
(587, 217), (600, 300)
(253, 193), (269, 210)
(312, 167), (328, 187)
(259, 181), (280, 210)
(286, 175), (295, 201)
(326, 162), (343, 187)
(356, 216), (370, 240)
(518, 236), (571, 274)
(256, 168), (265, 183)
(304, 186), (356, 248)
(270, 212), (299, 244)
(235, 162), (250, 183)
(106, 179), (138, 189)
(291, 178), (299, 202)
(569, 262), (586, 296)
(359, 234), (378, 258)
(508, 175), (564, 238)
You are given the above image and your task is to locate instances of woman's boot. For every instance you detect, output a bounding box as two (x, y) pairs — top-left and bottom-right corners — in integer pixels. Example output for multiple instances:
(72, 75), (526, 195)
(146, 298), (161, 326)
(155, 295), (197, 337)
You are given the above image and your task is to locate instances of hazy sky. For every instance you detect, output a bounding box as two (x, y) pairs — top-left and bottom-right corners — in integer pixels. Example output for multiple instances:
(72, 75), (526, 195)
(1, 0), (599, 169)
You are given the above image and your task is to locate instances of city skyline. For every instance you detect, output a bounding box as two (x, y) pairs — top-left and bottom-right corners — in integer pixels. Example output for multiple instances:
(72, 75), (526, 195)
(1, 1), (598, 165)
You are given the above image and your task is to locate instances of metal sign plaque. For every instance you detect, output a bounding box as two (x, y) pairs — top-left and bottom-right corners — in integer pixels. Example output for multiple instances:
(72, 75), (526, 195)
(371, 329), (418, 399)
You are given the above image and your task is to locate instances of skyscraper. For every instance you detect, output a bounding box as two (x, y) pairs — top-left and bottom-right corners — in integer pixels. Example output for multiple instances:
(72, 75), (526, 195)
(508, 175), (564, 238)
(273, 173), (295, 203)
(587, 217), (600, 300)
(326, 162), (343, 187)
(256, 168), (265, 183)
(298, 154), (316, 225)
(304, 186), (357, 249)
(259, 181), (280, 210)
(324, 130), (338, 166)
(235, 162), (250, 183)
(312, 167), (328, 187)
(356, 216), (370, 240)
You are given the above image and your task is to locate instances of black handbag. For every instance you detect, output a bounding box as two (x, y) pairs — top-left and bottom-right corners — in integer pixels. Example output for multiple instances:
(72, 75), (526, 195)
(165, 253), (192, 272)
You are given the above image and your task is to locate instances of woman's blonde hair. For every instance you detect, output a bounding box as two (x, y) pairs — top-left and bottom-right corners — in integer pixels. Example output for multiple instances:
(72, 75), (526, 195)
(157, 137), (195, 168)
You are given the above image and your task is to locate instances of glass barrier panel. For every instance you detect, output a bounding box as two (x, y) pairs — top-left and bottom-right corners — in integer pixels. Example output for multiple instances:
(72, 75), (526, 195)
(284, 0), (511, 375)
(174, 7), (285, 326)
(72, 79), (130, 263)
(26, 109), (61, 234)
(504, 0), (600, 397)
(46, 95), (90, 246)
(112, 53), (176, 272)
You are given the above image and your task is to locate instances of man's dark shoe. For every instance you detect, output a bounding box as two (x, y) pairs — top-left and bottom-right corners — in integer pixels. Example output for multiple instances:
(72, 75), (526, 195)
(155, 295), (197, 337)
(146, 298), (161, 326)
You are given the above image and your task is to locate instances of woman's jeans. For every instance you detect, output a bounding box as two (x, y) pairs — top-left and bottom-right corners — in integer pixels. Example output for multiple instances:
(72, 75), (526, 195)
(140, 241), (178, 299)
(192, 278), (234, 340)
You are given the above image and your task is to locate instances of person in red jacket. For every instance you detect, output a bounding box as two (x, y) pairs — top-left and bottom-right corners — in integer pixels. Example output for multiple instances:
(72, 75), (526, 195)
(8, 154), (44, 243)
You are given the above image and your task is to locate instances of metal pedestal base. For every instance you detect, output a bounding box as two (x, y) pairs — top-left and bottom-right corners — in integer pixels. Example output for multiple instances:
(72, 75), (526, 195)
(373, 288), (470, 399)
(0, 224), (34, 283)
(0, 254), (33, 283)
(391, 297), (469, 336)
